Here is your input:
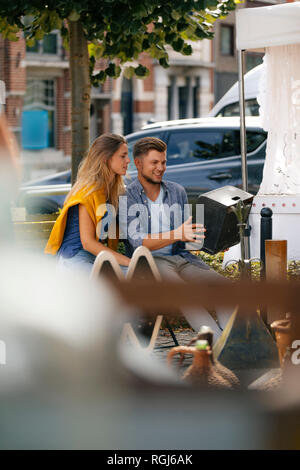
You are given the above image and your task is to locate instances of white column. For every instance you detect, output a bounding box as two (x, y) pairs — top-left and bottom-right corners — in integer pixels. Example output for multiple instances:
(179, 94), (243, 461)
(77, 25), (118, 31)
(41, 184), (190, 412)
(111, 113), (123, 134)
(185, 76), (193, 118)
(154, 66), (168, 121)
(170, 75), (179, 120)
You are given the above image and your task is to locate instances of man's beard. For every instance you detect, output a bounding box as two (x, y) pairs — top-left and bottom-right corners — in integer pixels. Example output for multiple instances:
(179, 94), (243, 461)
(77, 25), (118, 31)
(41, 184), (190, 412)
(141, 171), (162, 185)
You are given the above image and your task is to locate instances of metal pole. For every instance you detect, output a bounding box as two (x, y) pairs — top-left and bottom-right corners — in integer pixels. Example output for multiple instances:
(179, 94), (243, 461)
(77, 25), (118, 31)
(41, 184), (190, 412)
(260, 207), (273, 326)
(238, 49), (248, 192)
(260, 207), (273, 280)
(238, 49), (250, 260)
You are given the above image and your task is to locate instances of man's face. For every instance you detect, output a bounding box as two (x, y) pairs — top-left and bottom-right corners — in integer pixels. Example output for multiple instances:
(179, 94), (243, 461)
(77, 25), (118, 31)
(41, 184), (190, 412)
(135, 150), (167, 184)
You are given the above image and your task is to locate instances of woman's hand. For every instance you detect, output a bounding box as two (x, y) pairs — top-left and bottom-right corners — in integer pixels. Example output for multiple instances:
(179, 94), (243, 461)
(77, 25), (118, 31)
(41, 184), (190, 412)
(173, 216), (206, 243)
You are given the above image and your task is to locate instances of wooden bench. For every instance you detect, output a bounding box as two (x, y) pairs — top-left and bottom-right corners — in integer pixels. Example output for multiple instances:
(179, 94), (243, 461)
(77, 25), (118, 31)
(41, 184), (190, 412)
(12, 211), (58, 252)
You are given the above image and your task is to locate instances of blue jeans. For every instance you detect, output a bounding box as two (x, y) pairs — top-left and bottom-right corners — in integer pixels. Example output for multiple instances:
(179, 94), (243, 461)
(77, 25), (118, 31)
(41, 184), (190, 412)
(57, 249), (128, 276)
(153, 254), (232, 344)
(57, 249), (96, 275)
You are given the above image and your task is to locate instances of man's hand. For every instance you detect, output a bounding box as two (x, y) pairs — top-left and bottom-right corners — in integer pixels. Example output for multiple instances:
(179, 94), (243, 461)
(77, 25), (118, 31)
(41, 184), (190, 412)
(173, 216), (206, 243)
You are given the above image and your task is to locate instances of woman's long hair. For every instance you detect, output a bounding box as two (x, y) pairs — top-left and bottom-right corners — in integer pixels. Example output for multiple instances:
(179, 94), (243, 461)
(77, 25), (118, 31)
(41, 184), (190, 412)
(66, 133), (127, 208)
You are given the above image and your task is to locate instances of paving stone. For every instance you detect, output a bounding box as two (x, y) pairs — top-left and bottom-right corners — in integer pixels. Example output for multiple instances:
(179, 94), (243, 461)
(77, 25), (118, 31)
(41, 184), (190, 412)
(152, 328), (196, 373)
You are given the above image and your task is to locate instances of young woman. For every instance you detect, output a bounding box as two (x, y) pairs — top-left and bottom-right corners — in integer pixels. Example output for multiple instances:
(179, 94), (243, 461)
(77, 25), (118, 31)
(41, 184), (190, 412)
(45, 133), (131, 273)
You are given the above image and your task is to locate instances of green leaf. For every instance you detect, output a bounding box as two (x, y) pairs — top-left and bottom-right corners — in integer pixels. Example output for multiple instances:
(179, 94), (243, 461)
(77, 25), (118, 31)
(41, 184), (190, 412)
(6, 32), (19, 41)
(106, 62), (118, 77)
(134, 4), (149, 19)
(149, 44), (166, 60)
(135, 64), (149, 78)
(159, 57), (169, 68)
(165, 32), (176, 43)
(172, 37), (184, 52)
(34, 29), (44, 41)
(182, 44), (192, 56)
(177, 19), (188, 32)
(68, 10), (80, 22)
(114, 65), (122, 78)
(26, 38), (36, 47)
(93, 70), (107, 84)
(142, 37), (150, 50)
(123, 66), (136, 79)
(171, 11), (181, 21)
(49, 11), (62, 30)
(89, 43), (104, 59)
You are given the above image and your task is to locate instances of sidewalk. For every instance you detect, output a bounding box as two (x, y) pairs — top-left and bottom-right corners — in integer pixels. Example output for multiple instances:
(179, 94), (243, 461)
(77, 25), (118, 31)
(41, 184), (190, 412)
(152, 327), (280, 388)
(152, 327), (195, 371)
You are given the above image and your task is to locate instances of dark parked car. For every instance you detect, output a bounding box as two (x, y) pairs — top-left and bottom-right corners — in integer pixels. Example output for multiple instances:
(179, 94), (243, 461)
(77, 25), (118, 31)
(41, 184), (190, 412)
(18, 117), (267, 213)
(19, 170), (71, 214)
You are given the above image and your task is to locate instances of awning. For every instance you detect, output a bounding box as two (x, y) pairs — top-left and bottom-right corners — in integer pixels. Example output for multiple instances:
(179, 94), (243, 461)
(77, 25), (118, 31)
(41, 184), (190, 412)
(236, 2), (300, 50)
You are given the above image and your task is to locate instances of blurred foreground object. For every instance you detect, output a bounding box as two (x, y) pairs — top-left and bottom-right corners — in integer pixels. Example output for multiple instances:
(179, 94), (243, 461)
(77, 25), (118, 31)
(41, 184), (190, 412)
(0, 112), (21, 243)
(0, 80), (5, 105)
(249, 313), (294, 391)
(168, 340), (233, 389)
(0, 249), (299, 448)
(0, 112), (20, 177)
(186, 326), (240, 389)
(271, 315), (292, 367)
(0, 249), (269, 449)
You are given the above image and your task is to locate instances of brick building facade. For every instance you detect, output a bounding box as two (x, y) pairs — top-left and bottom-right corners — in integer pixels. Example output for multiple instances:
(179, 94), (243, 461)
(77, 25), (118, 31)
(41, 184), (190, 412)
(111, 40), (214, 136)
(0, 31), (113, 181)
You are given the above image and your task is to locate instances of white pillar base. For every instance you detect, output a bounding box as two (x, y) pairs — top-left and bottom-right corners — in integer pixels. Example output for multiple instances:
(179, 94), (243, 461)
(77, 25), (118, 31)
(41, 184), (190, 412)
(223, 194), (300, 264)
(133, 113), (153, 132)
(111, 113), (123, 135)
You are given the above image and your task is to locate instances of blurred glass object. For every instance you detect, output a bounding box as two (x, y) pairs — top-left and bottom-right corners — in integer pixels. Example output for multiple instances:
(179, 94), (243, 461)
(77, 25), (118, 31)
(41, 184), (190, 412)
(0, 112), (21, 244)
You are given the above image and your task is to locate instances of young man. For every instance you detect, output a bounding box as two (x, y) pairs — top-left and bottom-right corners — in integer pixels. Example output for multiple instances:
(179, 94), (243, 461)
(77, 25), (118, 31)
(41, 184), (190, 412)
(119, 137), (231, 341)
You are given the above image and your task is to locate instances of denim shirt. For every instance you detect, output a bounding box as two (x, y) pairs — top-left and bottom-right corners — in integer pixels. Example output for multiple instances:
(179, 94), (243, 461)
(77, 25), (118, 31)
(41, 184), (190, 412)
(118, 178), (209, 269)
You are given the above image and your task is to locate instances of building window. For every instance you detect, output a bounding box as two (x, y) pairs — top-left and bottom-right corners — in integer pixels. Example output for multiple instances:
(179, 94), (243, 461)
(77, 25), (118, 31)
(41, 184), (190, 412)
(22, 79), (55, 149)
(220, 25), (234, 56)
(121, 78), (133, 135)
(168, 77), (201, 120)
(42, 34), (57, 54)
(179, 86), (188, 120)
(26, 33), (58, 55)
(24, 80), (55, 108)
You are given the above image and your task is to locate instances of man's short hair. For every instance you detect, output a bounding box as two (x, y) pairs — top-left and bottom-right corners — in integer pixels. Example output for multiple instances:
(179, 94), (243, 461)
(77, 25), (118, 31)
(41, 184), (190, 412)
(133, 137), (167, 159)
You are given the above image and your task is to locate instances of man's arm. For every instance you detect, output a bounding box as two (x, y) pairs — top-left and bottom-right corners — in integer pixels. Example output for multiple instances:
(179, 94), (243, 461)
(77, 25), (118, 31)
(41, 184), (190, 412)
(119, 186), (204, 253)
(142, 216), (204, 251)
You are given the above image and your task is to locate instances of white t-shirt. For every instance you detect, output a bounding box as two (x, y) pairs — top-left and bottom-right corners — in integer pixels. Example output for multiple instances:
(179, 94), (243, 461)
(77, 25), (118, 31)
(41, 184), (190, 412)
(147, 186), (173, 257)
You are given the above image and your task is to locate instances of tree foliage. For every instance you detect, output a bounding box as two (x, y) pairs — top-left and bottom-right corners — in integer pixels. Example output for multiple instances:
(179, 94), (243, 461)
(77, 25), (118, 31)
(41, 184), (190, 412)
(0, 0), (238, 85)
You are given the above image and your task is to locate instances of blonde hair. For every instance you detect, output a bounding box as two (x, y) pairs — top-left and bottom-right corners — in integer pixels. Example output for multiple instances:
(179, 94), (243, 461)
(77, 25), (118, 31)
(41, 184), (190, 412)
(66, 133), (127, 208)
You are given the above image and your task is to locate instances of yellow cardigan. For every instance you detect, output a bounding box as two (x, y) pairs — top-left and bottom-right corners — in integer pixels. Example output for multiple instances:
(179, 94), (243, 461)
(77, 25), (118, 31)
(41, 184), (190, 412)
(44, 186), (118, 255)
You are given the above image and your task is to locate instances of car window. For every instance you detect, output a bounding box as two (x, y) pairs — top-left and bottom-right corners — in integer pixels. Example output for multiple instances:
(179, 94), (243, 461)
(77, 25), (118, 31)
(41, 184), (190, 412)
(235, 130), (267, 153)
(28, 171), (71, 186)
(166, 130), (238, 164)
(246, 130), (267, 152)
(127, 132), (165, 172)
(46, 172), (71, 184)
(217, 99), (259, 117)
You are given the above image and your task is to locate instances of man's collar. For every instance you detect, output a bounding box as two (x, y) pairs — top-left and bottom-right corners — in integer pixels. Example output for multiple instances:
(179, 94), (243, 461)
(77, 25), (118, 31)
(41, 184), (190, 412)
(134, 177), (169, 195)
